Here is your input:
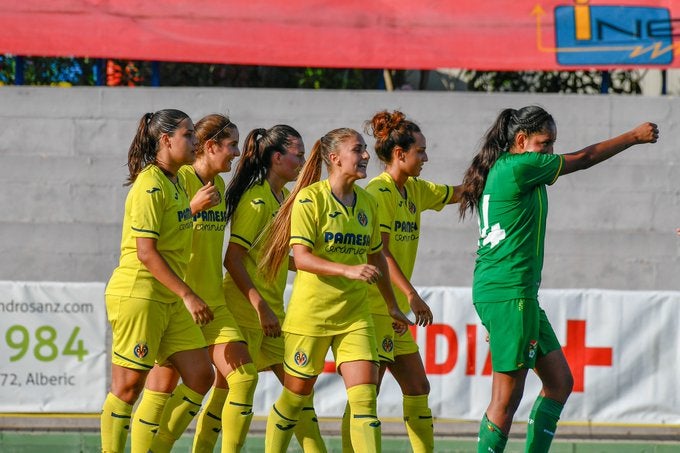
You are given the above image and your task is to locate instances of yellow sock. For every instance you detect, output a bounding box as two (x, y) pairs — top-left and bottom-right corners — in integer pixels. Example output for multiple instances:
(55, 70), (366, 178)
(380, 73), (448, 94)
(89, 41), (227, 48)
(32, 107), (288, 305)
(130, 389), (171, 453)
(221, 363), (258, 453)
(265, 387), (306, 453)
(293, 392), (327, 453)
(403, 394), (434, 453)
(192, 386), (228, 453)
(347, 384), (381, 453)
(101, 392), (133, 453)
(149, 383), (204, 453)
(340, 400), (352, 453)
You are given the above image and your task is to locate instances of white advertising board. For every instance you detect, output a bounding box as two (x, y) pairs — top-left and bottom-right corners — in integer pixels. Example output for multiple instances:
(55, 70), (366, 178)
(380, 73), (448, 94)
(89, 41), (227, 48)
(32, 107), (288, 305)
(0, 281), (107, 412)
(253, 286), (680, 424)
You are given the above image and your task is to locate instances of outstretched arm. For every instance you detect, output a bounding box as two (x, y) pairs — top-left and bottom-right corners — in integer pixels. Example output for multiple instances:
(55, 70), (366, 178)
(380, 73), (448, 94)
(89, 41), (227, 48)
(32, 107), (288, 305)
(560, 122), (658, 176)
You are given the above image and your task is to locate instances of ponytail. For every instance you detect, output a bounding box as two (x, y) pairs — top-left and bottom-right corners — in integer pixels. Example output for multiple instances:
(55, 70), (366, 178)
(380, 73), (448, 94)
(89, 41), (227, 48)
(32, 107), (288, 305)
(225, 125), (301, 223)
(458, 106), (554, 218)
(125, 109), (191, 185)
(257, 141), (324, 281)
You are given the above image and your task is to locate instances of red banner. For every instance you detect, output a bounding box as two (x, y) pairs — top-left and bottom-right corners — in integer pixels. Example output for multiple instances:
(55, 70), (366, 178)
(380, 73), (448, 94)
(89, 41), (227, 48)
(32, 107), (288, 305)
(2, 1), (680, 70)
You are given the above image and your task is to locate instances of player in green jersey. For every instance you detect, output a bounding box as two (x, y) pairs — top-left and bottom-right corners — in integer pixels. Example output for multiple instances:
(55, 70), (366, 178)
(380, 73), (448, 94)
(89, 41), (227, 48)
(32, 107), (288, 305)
(258, 128), (412, 453)
(458, 105), (659, 453)
(337, 110), (458, 453)
(102, 110), (215, 453)
(222, 125), (327, 452)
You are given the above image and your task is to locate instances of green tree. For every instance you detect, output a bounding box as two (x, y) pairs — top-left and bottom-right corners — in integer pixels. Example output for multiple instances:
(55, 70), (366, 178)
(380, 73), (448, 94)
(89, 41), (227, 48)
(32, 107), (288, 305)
(463, 70), (642, 94)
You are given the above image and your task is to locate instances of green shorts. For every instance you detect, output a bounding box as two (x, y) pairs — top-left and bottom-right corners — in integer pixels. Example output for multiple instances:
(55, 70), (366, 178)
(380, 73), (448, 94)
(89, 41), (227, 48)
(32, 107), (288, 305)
(474, 298), (561, 372)
(372, 313), (418, 363)
(200, 304), (245, 346)
(282, 327), (378, 378)
(106, 295), (206, 370)
(241, 326), (285, 372)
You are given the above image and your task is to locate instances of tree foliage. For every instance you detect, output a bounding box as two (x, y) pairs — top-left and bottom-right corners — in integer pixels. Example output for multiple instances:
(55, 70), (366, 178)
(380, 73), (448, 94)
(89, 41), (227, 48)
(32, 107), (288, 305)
(0, 55), (644, 94)
(464, 70), (642, 94)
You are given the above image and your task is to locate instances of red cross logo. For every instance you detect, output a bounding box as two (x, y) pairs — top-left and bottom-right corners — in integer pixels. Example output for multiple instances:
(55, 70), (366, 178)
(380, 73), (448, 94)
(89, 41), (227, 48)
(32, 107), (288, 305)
(562, 319), (613, 392)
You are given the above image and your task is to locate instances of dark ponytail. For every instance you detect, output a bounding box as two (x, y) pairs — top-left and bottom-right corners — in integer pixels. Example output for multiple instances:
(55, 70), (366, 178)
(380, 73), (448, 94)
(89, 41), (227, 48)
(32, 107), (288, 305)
(224, 124), (301, 223)
(125, 109), (190, 185)
(458, 106), (554, 218)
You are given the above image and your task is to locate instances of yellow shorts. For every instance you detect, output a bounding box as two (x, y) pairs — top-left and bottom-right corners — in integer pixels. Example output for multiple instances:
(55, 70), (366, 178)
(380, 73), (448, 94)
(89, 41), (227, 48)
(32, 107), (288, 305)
(372, 313), (419, 363)
(241, 326), (285, 371)
(106, 295), (206, 370)
(282, 327), (378, 378)
(201, 304), (245, 346)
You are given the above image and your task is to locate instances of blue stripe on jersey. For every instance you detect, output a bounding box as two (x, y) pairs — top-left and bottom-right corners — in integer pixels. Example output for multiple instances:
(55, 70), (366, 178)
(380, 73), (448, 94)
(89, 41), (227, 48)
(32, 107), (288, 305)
(114, 351), (154, 369)
(131, 226), (160, 236)
(441, 185), (451, 204)
(230, 233), (252, 247)
(291, 235), (315, 246)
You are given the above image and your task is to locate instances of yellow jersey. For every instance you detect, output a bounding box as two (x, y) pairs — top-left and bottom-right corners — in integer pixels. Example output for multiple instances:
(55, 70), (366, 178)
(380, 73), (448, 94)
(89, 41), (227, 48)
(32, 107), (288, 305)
(179, 165), (228, 308)
(365, 172), (451, 314)
(284, 179), (382, 336)
(106, 165), (193, 303)
(223, 180), (289, 329)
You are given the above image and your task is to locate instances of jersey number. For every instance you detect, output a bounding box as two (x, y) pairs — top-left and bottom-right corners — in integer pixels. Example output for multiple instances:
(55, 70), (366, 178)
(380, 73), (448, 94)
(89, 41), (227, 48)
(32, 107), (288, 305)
(479, 194), (506, 248)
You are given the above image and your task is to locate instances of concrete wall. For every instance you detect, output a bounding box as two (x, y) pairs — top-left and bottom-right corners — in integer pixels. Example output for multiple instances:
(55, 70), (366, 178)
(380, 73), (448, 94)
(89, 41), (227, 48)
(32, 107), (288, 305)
(1, 86), (678, 290)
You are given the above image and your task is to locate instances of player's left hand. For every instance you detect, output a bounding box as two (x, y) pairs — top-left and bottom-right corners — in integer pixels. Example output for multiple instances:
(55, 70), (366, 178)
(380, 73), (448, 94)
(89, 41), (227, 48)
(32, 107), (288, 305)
(388, 306), (413, 335)
(183, 293), (214, 326)
(408, 293), (433, 327)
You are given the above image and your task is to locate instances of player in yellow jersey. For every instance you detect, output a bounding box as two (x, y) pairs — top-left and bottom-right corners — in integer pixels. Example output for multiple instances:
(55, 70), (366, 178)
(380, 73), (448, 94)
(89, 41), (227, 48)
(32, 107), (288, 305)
(128, 114), (262, 453)
(337, 110), (460, 453)
(222, 125), (327, 452)
(102, 110), (214, 453)
(258, 128), (412, 453)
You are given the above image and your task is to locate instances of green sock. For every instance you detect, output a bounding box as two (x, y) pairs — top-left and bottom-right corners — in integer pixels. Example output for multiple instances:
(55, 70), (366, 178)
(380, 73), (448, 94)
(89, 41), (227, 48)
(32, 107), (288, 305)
(340, 400), (352, 453)
(347, 384), (381, 453)
(221, 364), (258, 453)
(477, 413), (507, 453)
(130, 389), (171, 453)
(149, 383), (204, 453)
(265, 387), (306, 453)
(192, 387), (228, 453)
(293, 392), (327, 453)
(101, 392), (133, 453)
(525, 396), (563, 453)
(403, 394), (434, 453)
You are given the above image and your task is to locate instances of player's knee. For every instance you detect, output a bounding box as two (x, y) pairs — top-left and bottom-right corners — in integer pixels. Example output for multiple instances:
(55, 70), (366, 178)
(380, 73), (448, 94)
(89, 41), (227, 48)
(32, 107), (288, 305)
(401, 375), (430, 396)
(184, 364), (215, 395)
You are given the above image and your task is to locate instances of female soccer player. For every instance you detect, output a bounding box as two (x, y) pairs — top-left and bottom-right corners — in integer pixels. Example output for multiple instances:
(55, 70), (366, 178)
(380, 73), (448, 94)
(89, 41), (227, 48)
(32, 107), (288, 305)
(258, 127), (412, 453)
(457, 105), (658, 453)
(346, 110), (459, 453)
(102, 109), (214, 453)
(223, 125), (326, 452)
(130, 114), (262, 453)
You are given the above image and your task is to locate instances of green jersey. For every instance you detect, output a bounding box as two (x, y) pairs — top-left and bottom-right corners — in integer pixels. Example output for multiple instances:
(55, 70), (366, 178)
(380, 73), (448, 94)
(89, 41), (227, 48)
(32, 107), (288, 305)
(472, 152), (563, 303)
(223, 180), (289, 329)
(365, 172), (452, 314)
(106, 165), (193, 303)
(285, 179), (382, 336)
(179, 165), (227, 308)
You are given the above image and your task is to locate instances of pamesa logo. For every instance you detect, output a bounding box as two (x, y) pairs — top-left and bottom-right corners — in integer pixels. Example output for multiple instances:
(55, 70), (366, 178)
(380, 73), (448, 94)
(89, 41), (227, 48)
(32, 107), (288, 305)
(534, 0), (675, 65)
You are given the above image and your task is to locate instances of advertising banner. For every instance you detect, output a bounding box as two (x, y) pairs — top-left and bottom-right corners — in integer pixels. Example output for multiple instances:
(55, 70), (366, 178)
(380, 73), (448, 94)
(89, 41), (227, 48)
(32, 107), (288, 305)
(1, 281), (678, 425)
(3, 1), (680, 70)
(0, 281), (107, 412)
(256, 287), (680, 424)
